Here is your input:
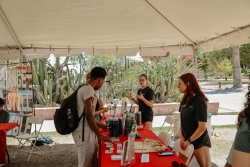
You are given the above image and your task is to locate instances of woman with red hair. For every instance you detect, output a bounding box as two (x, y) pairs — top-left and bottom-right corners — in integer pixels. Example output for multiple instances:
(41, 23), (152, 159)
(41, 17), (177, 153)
(178, 73), (211, 167)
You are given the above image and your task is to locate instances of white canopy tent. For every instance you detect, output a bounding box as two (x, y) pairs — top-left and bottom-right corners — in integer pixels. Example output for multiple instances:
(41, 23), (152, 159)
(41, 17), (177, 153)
(0, 0), (250, 62)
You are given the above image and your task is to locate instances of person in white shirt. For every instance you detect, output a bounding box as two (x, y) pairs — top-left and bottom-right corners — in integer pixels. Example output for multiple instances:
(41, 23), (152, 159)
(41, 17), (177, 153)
(86, 72), (109, 122)
(72, 67), (111, 167)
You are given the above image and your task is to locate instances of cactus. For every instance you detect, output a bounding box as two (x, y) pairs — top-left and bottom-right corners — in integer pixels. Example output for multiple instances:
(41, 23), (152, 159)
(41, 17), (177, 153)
(44, 80), (48, 104)
(32, 60), (39, 86)
(34, 85), (45, 106)
(38, 59), (45, 90)
(59, 85), (64, 102)
(32, 59), (57, 107)
(31, 54), (193, 105)
(48, 79), (53, 104)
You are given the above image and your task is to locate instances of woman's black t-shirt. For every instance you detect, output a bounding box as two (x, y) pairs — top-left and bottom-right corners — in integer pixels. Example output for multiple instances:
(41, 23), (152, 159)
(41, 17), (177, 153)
(137, 86), (154, 123)
(94, 95), (101, 122)
(179, 94), (211, 149)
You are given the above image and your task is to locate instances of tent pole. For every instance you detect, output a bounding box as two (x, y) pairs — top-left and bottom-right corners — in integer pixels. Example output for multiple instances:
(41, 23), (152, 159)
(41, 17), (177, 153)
(0, 6), (22, 51)
(193, 46), (198, 78)
(20, 50), (23, 62)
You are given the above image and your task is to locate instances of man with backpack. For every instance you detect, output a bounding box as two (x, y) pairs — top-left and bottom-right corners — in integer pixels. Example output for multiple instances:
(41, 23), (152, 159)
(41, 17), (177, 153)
(72, 67), (111, 167)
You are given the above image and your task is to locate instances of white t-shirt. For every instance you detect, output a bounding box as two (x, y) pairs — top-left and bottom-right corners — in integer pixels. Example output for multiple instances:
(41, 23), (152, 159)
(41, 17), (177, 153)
(74, 83), (94, 131)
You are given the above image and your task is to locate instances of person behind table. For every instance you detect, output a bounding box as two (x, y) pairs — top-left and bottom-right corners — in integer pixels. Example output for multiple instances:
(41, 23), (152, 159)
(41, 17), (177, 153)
(126, 74), (154, 130)
(72, 67), (111, 167)
(86, 72), (109, 122)
(178, 73), (211, 167)
(0, 98), (9, 123)
(232, 83), (250, 167)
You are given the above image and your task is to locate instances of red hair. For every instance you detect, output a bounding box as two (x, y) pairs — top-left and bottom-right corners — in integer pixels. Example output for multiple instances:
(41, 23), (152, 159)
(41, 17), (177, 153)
(179, 73), (208, 107)
(239, 83), (250, 129)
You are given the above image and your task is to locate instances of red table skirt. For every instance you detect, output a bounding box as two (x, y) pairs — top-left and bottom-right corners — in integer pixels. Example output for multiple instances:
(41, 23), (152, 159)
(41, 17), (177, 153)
(98, 129), (187, 167)
(0, 123), (18, 164)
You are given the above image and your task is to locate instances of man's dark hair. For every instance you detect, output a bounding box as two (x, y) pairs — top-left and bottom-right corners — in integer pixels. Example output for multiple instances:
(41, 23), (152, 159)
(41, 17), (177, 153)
(0, 98), (5, 105)
(90, 67), (107, 80)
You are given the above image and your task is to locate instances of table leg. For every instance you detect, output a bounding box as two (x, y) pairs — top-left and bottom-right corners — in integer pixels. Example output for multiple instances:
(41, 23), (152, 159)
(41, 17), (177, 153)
(6, 149), (10, 164)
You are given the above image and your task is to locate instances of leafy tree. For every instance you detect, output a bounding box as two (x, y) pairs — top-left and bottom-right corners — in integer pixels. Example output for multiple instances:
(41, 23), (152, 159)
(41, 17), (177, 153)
(240, 43), (250, 74)
(209, 47), (232, 63)
(197, 53), (210, 79)
(197, 47), (232, 78)
(217, 59), (233, 76)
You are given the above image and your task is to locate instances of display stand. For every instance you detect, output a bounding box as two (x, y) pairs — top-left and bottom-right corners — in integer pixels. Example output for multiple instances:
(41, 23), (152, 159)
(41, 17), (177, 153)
(121, 132), (136, 166)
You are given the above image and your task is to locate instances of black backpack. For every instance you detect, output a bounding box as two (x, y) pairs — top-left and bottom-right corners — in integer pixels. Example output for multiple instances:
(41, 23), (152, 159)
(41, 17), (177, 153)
(54, 84), (88, 135)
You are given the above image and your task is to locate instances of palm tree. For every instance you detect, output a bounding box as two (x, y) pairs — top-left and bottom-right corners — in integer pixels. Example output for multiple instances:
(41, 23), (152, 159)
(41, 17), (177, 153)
(233, 46), (242, 88)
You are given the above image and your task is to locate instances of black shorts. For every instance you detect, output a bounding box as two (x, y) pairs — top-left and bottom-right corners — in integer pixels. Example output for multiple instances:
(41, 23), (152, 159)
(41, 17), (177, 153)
(184, 130), (211, 150)
(141, 110), (153, 123)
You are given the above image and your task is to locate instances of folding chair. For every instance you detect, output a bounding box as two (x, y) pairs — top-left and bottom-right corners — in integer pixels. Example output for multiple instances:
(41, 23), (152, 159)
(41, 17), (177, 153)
(13, 116), (44, 161)
(172, 139), (194, 164)
(158, 131), (171, 146)
(168, 120), (181, 148)
(159, 115), (174, 133)
(171, 120), (181, 139)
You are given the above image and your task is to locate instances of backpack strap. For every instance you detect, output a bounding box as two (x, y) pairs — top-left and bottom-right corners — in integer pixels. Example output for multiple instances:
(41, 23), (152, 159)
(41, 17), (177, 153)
(79, 110), (85, 120)
(77, 83), (89, 142)
(81, 96), (94, 141)
(79, 84), (95, 141)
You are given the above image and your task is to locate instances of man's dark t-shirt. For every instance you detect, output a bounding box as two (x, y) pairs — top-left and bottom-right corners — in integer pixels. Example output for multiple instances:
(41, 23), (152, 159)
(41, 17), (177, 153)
(179, 94), (211, 149)
(0, 109), (10, 123)
(137, 86), (154, 123)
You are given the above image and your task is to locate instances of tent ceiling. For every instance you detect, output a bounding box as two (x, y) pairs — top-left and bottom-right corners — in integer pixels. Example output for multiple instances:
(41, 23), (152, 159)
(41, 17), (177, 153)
(0, 0), (250, 60)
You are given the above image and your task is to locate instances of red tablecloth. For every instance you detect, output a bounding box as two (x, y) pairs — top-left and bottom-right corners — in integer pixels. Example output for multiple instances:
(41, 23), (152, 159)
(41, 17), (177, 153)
(98, 129), (187, 167)
(0, 123), (18, 164)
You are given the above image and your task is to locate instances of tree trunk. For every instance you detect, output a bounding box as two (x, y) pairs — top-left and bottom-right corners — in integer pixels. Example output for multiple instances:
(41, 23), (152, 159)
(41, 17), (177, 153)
(53, 57), (70, 103)
(204, 68), (207, 79)
(233, 46), (242, 88)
